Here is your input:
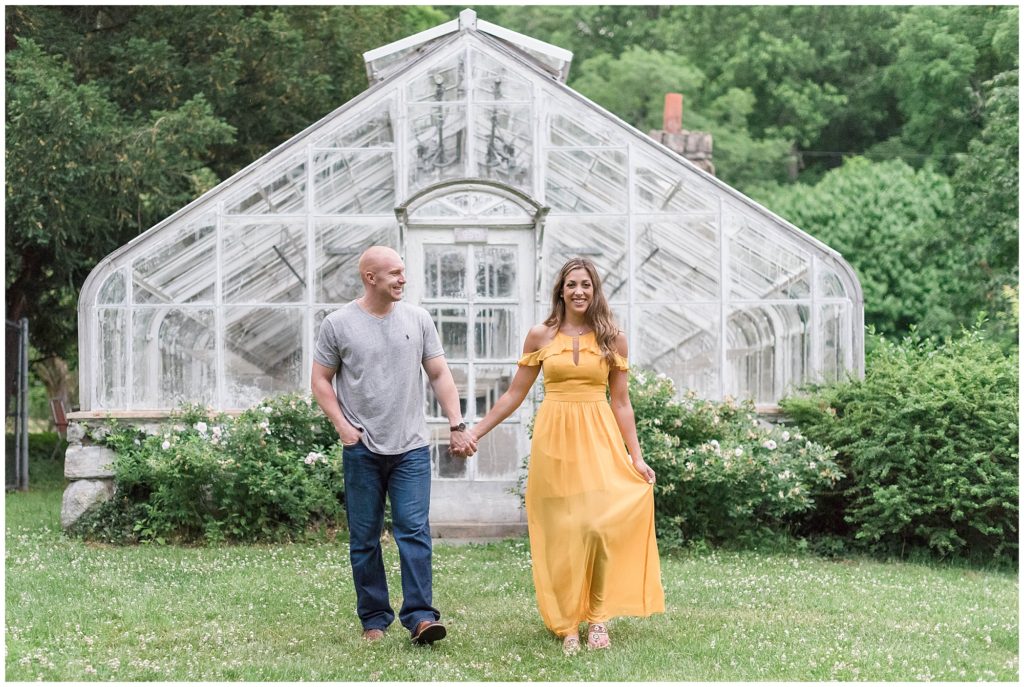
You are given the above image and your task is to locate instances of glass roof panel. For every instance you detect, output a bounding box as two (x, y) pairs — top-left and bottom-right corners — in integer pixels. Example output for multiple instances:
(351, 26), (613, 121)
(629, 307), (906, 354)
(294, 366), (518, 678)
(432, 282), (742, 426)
(223, 154), (307, 215)
(470, 49), (532, 102)
(819, 264), (848, 298)
(316, 221), (399, 303)
(472, 104), (532, 192)
(726, 209), (810, 300)
(312, 151), (395, 215)
(541, 217), (628, 299)
(97, 270), (126, 305)
(635, 217), (720, 301)
(133, 216), (216, 304)
(312, 98), (395, 148)
(548, 101), (620, 147)
(546, 149), (627, 214)
(407, 53), (465, 103)
(222, 220), (307, 304)
(634, 151), (718, 214)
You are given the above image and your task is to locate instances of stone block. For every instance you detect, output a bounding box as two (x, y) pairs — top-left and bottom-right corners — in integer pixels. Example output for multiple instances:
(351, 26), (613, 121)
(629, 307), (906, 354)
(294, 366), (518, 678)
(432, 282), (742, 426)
(64, 445), (116, 479)
(61, 479), (115, 529)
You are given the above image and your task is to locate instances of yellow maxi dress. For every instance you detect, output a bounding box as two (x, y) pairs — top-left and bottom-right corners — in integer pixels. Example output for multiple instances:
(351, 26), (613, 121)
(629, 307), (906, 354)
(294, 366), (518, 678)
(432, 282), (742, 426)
(519, 331), (665, 637)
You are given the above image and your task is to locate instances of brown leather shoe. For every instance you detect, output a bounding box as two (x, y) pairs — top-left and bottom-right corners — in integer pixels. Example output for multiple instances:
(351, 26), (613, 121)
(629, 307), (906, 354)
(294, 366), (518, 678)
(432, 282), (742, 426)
(411, 619), (446, 645)
(362, 628), (385, 642)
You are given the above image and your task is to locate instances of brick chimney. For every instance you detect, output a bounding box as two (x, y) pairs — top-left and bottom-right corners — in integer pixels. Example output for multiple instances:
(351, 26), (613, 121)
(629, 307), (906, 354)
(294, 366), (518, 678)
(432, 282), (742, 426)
(648, 93), (715, 175)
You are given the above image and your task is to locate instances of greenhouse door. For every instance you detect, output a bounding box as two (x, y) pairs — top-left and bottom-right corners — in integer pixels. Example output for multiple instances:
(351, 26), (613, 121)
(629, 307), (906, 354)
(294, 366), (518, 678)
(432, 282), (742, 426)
(406, 228), (534, 528)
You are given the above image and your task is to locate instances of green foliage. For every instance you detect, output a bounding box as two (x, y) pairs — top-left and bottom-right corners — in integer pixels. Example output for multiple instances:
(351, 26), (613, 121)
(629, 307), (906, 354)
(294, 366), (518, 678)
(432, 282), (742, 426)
(752, 157), (958, 338)
(949, 69), (1019, 346)
(71, 394), (344, 544)
(884, 6), (1018, 169)
(628, 370), (842, 549)
(780, 329), (1019, 564)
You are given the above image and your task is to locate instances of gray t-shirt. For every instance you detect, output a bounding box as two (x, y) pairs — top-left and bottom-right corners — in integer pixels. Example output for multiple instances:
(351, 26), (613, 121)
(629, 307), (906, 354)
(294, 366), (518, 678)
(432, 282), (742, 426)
(313, 301), (444, 454)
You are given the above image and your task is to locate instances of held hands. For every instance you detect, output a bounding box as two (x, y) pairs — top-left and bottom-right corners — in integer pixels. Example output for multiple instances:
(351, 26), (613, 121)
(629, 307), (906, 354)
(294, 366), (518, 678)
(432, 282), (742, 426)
(448, 427), (478, 458)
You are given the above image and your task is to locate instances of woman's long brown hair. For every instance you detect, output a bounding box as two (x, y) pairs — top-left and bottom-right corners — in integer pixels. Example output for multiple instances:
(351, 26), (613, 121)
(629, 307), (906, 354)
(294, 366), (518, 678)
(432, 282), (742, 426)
(543, 257), (621, 367)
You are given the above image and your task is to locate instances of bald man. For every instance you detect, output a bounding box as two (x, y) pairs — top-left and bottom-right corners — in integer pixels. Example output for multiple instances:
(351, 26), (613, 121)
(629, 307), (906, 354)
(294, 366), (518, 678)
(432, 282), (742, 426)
(312, 246), (476, 645)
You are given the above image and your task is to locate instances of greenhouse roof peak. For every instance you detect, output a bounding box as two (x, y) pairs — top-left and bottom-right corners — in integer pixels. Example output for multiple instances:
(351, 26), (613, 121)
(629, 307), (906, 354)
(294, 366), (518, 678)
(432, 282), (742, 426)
(363, 8), (573, 83)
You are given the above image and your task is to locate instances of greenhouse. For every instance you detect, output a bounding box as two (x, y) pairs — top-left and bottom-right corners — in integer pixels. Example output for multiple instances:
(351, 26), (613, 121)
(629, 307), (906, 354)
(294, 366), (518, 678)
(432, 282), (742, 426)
(75, 10), (863, 531)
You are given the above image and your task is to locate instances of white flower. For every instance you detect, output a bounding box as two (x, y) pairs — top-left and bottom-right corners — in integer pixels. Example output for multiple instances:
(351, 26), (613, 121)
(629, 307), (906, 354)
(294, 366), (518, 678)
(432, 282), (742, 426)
(734, 447), (743, 457)
(161, 440), (171, 450)
(194, 421), (208, 434)
(763, 440), (778, 450)
(781, 430), (791, 442)
(261, 406), (272, 414)
(304, 451), (324, 465)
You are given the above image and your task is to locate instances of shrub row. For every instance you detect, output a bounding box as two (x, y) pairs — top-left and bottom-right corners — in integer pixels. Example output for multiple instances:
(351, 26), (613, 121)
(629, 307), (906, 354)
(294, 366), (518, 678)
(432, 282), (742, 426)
(71, 394), (344, 544)
(780, 329), (1018, 564)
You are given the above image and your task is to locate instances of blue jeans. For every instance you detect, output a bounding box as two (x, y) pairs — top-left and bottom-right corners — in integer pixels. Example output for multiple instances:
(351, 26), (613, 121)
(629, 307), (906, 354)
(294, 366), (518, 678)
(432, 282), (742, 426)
(342, 440), (438, 634)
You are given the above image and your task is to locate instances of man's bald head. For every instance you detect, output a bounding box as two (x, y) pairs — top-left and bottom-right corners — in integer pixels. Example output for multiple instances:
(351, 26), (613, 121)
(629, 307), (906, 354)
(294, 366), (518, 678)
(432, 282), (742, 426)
(359, 246), (403, 286)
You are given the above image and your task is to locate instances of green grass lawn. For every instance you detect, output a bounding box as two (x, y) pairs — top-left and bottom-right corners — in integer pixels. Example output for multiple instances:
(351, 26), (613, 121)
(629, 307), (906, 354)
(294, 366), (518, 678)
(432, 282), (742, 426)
(5, 466), (1019, 681)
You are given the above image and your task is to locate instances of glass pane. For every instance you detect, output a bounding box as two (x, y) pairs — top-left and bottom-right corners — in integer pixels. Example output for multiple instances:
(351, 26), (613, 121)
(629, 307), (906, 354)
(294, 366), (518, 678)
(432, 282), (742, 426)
(223, 221), (307, 303)
(425, 307), (468, 359)
(726, 304), (810, 404)
(726, 210), (810, 300)
(475, 308), (517, 359)
(471, 49), (532, 101)
(133, 219), (216, 304)
(224, 156), (306, 215)
(820, 304), (849, 384)
(312, 151), (395, 214)
(472, 104), (532, 191)
(408, 104), (468, 191)
(98, 271), (126, 305)
(132, 308), (215, 408)
(407, 55), (465, 103)
(635, 218), (720, 301)
(433, 436), (468, 479)
(316, 222), (399, 303)
(548, 103), (620, 147)
(819, 265), (848, 298)
(474, 364), (515, 419)
(541, 218), (628, 299)
(427, 364), (467, 420)
(474, 246), (516, 298)
(424, 246), (466, 299)
(634, 153), (718, 214)
(413, 191), (531, 221)
(475, 424), (522, 480)
(313, 99), (394, 148)
(546, 149), (627, 214)
(97, 308), (127, 408)
(634, 304), (719, 400)
(224, 308), (303, 408)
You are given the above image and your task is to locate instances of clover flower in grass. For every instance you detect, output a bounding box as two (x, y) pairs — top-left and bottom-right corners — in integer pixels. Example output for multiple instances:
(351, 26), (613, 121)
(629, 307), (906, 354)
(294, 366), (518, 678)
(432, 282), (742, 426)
(734, 447), (743, 457)
(161, 439), (171, 450)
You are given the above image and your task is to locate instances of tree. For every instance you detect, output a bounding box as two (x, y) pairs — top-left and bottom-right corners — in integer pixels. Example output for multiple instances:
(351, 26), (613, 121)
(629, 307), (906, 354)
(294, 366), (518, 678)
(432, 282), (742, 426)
(751, 158), (958, 338)
(4, 39), (234, 403)
(949, 69), (1019, 345)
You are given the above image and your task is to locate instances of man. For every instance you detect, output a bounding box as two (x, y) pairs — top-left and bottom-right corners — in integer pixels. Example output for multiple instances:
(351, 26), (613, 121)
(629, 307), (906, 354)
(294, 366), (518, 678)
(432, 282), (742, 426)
(311, 246), (476, 645)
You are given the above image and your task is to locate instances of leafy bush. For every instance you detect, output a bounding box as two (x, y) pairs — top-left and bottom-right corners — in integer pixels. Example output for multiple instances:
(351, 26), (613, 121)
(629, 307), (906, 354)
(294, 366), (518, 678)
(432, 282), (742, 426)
(780, 329), (1019, 564)
(71, 394), (344, 544)
(630, 370), (843, 549)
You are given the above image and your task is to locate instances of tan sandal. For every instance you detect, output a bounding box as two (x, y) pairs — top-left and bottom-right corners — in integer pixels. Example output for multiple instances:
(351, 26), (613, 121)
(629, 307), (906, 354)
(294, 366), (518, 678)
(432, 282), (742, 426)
(586, 623), (610, 650)
(562, 634), (581, 656)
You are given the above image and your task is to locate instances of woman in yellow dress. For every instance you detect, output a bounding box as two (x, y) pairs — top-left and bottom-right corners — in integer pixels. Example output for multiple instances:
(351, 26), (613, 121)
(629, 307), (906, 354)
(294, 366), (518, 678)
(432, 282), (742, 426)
(467, 257), (664, 654)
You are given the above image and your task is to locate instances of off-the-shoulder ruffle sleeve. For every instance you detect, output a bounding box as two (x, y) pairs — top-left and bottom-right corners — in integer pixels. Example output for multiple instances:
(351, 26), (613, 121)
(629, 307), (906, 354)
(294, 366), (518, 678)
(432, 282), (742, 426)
(517, 348), (545, 367)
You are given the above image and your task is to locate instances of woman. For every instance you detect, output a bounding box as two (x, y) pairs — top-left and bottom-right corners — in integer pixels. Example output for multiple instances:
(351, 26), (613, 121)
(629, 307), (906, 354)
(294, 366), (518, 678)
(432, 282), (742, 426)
(467, 257), (664, 654)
